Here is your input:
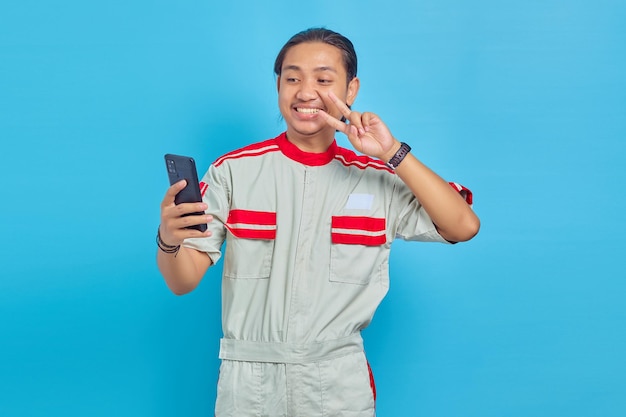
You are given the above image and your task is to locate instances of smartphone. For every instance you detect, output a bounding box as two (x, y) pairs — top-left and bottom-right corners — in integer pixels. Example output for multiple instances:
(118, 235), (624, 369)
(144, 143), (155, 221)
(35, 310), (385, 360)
(164, 154), (207, 232)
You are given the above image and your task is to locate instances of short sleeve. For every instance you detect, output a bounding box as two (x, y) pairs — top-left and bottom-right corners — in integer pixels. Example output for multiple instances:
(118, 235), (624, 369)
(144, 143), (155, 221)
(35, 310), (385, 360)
(182, 164), (229, 265)
(391, 177), (474, 244)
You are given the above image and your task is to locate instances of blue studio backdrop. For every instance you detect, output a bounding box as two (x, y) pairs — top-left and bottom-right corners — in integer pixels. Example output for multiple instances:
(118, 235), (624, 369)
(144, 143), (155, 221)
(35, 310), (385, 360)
(1, 0), (625, 416)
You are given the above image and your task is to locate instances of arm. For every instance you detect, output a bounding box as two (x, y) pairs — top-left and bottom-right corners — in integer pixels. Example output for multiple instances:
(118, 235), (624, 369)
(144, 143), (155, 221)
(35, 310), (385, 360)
(157, 179), (215, 295)
(384, 147), (479, 242)
(157, 244), (213, 295)
(319, 92), (480, 242)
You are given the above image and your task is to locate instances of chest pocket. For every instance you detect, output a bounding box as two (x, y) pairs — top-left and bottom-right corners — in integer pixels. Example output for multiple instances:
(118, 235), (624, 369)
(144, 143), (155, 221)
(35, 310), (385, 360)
(223, 209), (276, 279)
(330, 216), (388, 285)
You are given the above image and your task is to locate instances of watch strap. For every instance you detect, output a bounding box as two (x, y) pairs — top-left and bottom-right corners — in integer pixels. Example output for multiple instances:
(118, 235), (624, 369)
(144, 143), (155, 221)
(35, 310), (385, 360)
(387, 142), (411, 170)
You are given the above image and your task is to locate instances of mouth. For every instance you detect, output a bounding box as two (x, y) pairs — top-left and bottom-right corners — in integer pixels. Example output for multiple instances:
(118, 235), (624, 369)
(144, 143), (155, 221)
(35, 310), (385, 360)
(295, 107), (321, 114)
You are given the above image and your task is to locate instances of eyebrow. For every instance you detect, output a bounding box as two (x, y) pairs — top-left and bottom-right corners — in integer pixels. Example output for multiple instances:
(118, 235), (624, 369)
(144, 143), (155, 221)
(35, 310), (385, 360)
(282, 65), (338, 74)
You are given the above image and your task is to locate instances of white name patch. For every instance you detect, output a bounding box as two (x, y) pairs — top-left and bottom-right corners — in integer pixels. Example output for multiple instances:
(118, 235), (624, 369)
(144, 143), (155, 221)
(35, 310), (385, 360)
(345, 193), (374, 210)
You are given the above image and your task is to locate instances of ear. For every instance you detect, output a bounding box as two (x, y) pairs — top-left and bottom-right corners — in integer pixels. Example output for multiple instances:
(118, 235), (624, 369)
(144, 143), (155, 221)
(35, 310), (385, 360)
(346, 77), (360, 106)
(276, 76), (281, 93)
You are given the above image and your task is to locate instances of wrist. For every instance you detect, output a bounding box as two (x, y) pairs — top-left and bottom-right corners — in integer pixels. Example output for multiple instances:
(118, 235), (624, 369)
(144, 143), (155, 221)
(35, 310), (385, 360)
(382, 141), (402, 163)
(157, 227), (181, 257)
(386, 142), (412, 170)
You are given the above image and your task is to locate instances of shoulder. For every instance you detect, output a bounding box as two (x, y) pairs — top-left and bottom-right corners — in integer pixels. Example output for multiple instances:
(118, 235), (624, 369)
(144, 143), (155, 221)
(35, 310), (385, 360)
(213, 137), (280, 167)
(333, 146), (394, 174)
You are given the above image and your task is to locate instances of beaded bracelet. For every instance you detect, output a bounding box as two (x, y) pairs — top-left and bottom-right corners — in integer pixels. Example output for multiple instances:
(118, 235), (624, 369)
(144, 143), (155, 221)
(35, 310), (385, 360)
(156, 227), (180, 257)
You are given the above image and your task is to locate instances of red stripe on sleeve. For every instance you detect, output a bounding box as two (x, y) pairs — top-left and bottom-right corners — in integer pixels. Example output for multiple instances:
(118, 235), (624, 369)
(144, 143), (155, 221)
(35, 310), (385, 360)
(448, 182), (473, 205)
(199, 181), (208, 197)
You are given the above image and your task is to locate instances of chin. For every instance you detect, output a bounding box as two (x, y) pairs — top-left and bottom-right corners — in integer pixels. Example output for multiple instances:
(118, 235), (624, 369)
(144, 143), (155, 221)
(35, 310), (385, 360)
(292, 125), (332, 138)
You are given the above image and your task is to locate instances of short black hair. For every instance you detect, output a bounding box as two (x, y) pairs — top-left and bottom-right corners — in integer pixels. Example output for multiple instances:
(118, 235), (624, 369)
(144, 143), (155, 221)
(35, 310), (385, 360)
(274, 28), (358, 84)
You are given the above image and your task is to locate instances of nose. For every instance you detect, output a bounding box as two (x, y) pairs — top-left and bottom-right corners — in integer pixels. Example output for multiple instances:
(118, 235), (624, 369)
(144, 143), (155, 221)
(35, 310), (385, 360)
(296, 78), (318, 101)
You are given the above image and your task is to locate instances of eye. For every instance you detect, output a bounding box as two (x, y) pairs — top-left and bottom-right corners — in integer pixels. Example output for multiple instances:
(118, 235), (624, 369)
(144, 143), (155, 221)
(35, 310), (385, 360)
(318, 79), (332, 84)
(286, 77), (299, 83)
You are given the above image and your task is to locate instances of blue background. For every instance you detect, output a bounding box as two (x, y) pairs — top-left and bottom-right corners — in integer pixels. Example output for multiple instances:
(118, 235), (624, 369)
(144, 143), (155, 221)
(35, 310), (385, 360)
(1, 0), (625, 416)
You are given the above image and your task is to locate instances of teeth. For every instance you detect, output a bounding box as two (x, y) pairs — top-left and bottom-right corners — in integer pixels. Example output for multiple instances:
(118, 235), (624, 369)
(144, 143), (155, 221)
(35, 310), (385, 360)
(296, 108), (320, 114)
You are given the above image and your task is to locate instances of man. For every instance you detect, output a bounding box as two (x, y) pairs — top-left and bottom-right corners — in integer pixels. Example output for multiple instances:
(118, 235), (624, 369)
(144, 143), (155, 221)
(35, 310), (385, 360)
(157, 28), (479, 417)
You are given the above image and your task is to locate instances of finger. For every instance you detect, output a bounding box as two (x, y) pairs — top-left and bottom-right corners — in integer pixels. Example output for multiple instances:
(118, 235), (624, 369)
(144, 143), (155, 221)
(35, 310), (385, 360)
(161, 179), (187, 208)
(347, 111), (364, 134)
(339, 124), (360, 153)
(318, 110), (349, 134)
(163, 201), (208, 219)
(327, 92), (365, 134)
(361, 112), (375, 131)
(327, 91), (353, 119)
(161, 226), (212, 246)
(346, 125), (362, 146)
(170, 213), (213, 231)
(160, 212), (213, 244)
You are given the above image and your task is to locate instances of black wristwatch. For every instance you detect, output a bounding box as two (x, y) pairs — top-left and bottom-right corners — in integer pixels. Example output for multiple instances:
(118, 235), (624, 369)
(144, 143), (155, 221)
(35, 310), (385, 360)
(387, 142), (411, 170)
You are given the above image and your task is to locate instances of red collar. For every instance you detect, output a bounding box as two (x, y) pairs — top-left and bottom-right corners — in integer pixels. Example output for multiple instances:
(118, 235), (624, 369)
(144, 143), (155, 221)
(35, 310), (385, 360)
(276, 132), (337, 166)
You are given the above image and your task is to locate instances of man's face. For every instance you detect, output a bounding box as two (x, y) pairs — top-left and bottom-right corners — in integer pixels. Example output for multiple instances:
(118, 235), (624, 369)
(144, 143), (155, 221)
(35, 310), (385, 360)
(277, 42), (359, 145)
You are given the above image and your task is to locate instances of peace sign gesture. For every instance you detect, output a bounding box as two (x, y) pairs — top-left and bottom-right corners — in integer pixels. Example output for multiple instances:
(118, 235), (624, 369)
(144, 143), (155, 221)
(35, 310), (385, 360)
(319, 92), (401, 162)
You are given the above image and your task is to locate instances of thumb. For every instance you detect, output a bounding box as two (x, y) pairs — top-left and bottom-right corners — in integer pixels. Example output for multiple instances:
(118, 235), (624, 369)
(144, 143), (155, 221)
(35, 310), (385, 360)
(161, 179), (187, 208)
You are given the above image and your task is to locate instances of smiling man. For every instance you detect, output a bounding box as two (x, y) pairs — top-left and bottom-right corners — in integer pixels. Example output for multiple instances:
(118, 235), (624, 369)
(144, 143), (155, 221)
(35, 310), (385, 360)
(276, 40), (359, 152)
(157, 28), (480, 417)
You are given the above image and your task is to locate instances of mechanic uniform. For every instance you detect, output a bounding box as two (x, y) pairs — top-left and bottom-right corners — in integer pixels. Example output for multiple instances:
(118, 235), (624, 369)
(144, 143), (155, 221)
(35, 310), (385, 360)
(184, 132), (472, 417)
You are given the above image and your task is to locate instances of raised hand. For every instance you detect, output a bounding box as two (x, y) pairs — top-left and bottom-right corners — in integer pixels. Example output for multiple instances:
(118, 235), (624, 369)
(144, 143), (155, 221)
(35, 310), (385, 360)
(319, 92), (400, 161)
(159, 179), (212, 246)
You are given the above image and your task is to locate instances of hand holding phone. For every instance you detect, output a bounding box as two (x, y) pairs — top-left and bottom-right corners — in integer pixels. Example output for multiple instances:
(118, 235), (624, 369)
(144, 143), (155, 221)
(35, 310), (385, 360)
(163, 154), (208, 233)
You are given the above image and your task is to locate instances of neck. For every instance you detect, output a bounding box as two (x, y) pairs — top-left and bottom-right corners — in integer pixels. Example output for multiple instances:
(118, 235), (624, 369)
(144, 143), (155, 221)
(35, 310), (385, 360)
(285, 128), (335, 153)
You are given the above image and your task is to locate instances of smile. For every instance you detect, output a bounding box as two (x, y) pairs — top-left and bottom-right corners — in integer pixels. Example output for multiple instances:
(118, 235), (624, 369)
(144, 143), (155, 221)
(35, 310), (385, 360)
(296, 108), (320, 114)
